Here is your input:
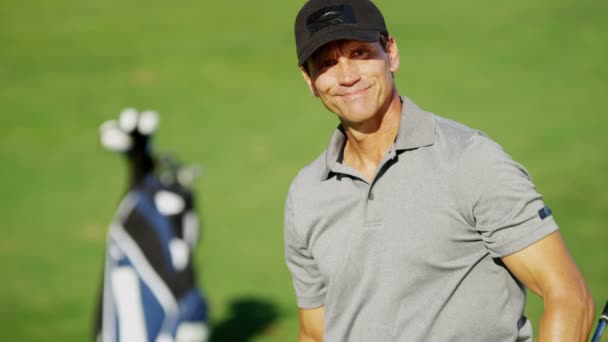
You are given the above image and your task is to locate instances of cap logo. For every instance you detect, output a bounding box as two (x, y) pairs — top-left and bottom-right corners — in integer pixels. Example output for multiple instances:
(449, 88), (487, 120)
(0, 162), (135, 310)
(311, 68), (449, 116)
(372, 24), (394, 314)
(306, 4), (356, 35)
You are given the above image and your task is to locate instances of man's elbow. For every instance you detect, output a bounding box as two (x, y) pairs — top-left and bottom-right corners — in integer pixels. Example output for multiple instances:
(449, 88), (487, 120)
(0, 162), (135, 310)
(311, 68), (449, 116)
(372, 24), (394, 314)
(547, 286), (596, 330)
(583, 293), (596, 326)
(571, 286), (595, 323)
(577, 289), (594, 315)
(578, 291), (596, 338)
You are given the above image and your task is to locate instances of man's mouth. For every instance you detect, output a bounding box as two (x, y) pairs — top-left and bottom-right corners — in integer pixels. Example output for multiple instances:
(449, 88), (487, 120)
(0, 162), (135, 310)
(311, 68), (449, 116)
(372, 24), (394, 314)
(340, 85), (371, 99)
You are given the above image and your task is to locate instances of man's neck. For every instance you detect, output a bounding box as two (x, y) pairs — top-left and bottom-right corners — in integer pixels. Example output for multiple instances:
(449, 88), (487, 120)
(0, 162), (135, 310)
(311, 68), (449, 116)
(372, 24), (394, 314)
(342, 92), (402, 182)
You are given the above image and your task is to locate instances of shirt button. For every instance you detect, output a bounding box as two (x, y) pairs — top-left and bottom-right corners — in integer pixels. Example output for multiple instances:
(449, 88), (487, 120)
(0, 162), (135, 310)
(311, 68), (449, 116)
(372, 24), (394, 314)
(368, 192), (374, 200)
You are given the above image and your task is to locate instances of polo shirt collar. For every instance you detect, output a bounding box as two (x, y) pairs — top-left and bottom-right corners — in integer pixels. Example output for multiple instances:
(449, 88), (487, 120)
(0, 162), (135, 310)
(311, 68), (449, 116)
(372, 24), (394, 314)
(322, 96), (436, 180)
(394, 96), (436, 150)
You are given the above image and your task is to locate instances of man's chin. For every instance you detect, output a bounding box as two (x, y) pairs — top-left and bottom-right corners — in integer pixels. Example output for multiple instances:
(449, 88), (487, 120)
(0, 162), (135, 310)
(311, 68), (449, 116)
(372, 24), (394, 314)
(339, 102), (376, 120)
(338, 112), (380, 129)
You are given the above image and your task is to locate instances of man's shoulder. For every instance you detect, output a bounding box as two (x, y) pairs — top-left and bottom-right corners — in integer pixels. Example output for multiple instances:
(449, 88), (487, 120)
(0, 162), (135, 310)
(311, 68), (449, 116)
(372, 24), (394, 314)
(431, 113), (503, 156)
(401, 97), (491, 154)
(427, 112), (521, 192)
(434, 114), (481, 146)
(288, 150), (328, 195)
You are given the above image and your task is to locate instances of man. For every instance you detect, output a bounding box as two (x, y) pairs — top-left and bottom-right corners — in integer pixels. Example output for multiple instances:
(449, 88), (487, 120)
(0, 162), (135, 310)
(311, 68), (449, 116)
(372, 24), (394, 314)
(284, 0), (595, 341)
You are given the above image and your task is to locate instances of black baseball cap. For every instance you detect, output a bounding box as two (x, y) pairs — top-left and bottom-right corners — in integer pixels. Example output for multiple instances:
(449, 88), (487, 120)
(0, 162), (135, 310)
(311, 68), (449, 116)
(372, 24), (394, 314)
(295, 0), (388, 66)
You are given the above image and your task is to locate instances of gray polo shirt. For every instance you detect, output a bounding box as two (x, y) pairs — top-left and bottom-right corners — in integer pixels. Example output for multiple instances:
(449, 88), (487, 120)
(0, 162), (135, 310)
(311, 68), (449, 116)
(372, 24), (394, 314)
(284, 97), (558, 341)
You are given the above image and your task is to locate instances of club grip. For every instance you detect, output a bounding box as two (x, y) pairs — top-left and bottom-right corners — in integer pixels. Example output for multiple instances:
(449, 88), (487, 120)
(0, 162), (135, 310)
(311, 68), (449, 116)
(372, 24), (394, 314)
(602, 301), (608, 321)
(592, 301), (608, 342)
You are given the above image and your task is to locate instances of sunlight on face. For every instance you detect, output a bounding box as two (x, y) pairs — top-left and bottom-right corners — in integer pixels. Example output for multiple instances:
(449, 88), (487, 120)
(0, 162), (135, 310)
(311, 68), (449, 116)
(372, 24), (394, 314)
(302, 38), (400, 127)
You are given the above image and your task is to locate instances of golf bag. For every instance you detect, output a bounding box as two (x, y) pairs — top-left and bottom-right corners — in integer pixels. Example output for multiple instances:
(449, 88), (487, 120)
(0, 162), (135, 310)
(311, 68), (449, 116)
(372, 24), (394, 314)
(95, 109), (209, 342)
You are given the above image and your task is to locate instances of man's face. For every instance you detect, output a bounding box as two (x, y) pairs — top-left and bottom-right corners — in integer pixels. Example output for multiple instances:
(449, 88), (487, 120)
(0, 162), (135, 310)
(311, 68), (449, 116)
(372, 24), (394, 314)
(301, 37), (400, 127)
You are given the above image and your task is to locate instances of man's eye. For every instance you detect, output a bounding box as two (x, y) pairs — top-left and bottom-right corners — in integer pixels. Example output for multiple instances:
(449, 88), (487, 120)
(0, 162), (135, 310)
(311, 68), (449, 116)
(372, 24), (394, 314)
(321, 60), (337, 69)
(352, 49), (368, 57)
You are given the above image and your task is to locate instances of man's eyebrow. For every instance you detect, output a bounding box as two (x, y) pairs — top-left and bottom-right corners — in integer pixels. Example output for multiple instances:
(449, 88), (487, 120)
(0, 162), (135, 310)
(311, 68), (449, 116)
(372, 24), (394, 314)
(312, 41), (376, 63)
(314, 49), (337, 62)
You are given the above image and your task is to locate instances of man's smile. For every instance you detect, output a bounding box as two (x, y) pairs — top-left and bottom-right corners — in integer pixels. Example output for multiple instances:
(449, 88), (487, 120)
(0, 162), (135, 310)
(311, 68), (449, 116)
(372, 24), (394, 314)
(338, 84), (372, 99)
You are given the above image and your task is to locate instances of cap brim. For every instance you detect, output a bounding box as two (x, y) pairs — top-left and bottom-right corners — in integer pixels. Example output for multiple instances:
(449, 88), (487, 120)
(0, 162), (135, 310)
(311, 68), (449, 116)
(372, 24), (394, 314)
(298, 28), (380, 66)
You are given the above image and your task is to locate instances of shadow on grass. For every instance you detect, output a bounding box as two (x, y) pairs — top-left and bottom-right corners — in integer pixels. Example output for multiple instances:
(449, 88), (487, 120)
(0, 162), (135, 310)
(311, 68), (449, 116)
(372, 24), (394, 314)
(209, 297), (280, 342)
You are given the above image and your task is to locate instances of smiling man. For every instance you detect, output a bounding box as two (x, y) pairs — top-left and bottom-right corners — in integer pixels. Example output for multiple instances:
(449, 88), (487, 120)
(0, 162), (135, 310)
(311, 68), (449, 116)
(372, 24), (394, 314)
(284, 0), (594, 341)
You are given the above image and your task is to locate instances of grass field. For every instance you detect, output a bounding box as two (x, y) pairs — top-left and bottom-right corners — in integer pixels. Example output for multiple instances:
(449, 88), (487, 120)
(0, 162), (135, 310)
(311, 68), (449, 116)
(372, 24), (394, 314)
(1, 0), (607, 340)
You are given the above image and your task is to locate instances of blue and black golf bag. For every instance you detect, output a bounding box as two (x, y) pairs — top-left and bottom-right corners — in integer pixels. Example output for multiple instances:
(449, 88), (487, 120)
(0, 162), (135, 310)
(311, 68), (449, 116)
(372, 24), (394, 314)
(95, 109), (209, 342)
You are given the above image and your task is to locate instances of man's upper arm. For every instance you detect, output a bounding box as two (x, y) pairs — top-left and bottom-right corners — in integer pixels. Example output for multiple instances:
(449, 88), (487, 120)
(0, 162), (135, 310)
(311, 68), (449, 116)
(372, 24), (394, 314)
(501, 231), (587, 297)
(298, 306), (324, 342)
(459, 134), (593, 339)
(501, 231), (594, 341)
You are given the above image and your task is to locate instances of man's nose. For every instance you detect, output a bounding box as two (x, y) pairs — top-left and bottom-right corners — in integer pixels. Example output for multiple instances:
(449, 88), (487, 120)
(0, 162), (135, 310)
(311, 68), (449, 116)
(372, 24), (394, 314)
(336, 58), (360, 86)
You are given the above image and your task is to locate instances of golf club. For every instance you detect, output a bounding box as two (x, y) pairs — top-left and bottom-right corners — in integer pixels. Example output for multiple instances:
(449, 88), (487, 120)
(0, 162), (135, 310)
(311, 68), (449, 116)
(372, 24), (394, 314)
(591, 300), (608, 342)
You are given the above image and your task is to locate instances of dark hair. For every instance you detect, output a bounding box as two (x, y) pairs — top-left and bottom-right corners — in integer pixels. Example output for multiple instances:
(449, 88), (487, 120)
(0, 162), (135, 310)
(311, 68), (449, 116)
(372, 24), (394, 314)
(379, 33), (389, 51)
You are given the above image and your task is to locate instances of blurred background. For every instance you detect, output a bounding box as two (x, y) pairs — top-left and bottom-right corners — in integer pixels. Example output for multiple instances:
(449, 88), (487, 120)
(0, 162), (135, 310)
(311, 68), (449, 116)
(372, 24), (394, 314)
(1, 0), (606, 340)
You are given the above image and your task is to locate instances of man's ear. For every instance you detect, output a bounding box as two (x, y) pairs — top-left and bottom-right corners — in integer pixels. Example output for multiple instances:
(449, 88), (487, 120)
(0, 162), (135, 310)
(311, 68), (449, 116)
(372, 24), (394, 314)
(386, 36), (400, 73)
(300, 67), (320, 97)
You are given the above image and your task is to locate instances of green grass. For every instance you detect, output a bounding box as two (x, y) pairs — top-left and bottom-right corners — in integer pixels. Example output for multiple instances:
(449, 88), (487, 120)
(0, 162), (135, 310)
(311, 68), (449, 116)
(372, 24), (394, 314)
(1, 0), (607, 340)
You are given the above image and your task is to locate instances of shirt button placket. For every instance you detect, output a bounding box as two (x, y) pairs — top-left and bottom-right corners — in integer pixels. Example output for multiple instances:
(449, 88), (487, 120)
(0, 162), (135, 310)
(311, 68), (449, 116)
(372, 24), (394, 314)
(365, 186), (382, 227)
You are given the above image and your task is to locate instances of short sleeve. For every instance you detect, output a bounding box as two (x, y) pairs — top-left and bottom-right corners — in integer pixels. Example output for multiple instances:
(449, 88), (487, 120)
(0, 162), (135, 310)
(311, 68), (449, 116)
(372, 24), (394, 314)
(462, 133), (558, 257)
(284, 189), (326, 308)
